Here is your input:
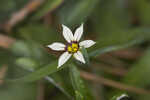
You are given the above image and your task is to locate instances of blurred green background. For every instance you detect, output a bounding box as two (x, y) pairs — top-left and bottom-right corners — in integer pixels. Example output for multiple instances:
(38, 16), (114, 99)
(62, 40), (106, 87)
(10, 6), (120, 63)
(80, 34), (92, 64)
(0, 0), (150, 100)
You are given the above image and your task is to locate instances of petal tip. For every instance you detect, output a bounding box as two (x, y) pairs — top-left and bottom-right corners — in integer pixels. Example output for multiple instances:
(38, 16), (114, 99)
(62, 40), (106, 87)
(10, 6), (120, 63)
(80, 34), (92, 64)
(62, 24), (65, 27)
(74, 51), (86, 64)
(81, 23), (84, 26)
(80, 58), (86, 64)
(57, 64), (61, 68)
(93, 41), (96, 45)
(58, 62), (62, 68)
(47, 44), (52, 48)
(47, 42), (65, 51)
(74, 23), (84, 41)
(62, 24), (73, 42)
(79, 40), (96, 48)
(82, 60), (86, 64)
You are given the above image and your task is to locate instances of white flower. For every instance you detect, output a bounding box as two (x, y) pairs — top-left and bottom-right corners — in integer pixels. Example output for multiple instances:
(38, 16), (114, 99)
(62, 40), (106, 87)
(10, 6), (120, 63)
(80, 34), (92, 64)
(47, 24), (96, 68)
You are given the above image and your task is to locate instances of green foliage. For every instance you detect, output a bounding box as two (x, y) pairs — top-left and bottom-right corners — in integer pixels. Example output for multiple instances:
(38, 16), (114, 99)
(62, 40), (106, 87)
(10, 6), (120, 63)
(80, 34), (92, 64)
(133, 0), (150, 25)
(58, 0), (100, 26)
(69, 64), (93, 100)
(0, 83), (37, 100)
(18, 23), (61, 44)
(16, 57), (39, 70)
(0, 0), (28, 22)
(1, 0), (150, 99)
(124, 48), (150, 87)
(109, 48), (150, 100)
(13, 61), (59, 82)
(32, 0), (63, 19)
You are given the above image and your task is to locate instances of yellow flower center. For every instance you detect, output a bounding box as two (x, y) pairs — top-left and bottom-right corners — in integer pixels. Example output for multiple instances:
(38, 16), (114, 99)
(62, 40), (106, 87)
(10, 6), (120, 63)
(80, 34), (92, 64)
(67, 43), (79, 53)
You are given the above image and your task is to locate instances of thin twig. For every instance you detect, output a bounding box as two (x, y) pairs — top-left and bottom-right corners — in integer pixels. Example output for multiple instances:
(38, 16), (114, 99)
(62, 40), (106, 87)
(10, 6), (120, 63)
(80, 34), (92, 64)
(4, 0), (45, 32)
(98, 54), (128, 68)
(110, 48), (143, 60)
(92, 63), (127, 76)
(80, 71), (150, 95)
(37, 81), (45, 100)
(0, 65), (8, 85)
(0, 34), (15, 49)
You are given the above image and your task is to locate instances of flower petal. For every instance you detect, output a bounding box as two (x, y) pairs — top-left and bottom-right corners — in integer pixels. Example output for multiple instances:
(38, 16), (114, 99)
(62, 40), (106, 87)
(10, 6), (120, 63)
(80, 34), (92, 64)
(74, 51), (85, 64)
(47, 42), (66, 51)
(116, 94), (128, 100)
(74, 23), (84, 41)
(58, 52), (72, 68)
(62, 24), (74, 43)
(79, 40), (96, 48)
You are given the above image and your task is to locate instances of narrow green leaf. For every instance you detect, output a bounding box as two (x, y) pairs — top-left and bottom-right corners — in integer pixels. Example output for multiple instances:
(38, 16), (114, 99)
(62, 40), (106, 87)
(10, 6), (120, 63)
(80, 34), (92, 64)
(75, 91), (84, 100)
(89, 39), (143, 58)
(94, 27), (150, 50)
(69, 64), (93, 100)
(16, 57), (72, 99)
(16, 57), (39, 70)
(8, 61), (64, 82)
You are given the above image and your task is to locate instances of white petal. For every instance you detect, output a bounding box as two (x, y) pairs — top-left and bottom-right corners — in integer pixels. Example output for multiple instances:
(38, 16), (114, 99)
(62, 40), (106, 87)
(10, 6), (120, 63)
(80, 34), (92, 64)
(79, 40), (96, 48)
(116, 94), (128, 100)
(58, 52), (72, 68)
(74, 23), (84, 41)
(74, 51), (85, 64)
(47, 42), (66, 51)
(62, 24), (74, 43)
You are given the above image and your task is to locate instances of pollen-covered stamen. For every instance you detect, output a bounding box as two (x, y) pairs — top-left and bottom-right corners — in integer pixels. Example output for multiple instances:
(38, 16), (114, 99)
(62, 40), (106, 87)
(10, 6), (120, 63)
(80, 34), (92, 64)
(66, 42), (79, 53)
